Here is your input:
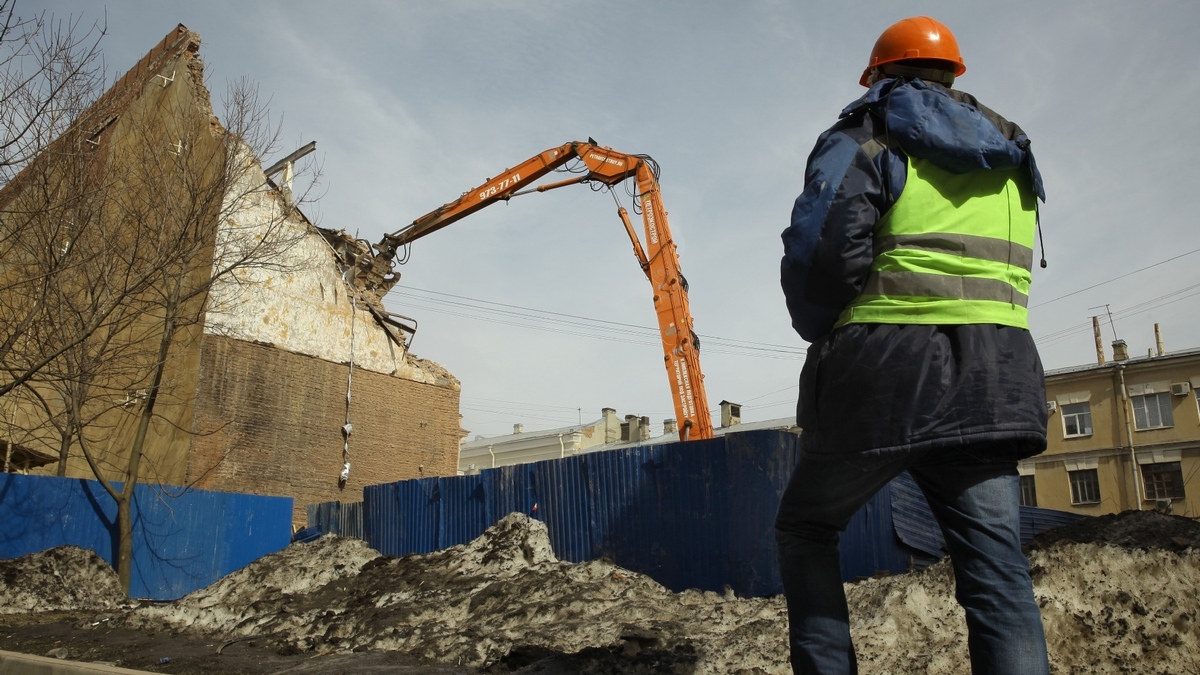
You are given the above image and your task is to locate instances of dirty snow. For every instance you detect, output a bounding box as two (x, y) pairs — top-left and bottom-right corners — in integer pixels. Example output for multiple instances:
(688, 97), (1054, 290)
(0, 546), (125, 614)
(4, 511), (1200, 673)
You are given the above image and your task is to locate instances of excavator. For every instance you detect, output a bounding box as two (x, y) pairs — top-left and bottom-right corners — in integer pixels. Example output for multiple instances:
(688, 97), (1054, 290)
(364, 140), (714, 441)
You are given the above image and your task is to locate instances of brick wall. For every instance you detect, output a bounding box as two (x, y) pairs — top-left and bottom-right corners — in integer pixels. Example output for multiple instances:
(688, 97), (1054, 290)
(186, 335), (460, 523)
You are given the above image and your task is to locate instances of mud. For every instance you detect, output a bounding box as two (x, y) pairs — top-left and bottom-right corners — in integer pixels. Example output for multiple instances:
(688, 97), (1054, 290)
(2, 510), (1199, 674)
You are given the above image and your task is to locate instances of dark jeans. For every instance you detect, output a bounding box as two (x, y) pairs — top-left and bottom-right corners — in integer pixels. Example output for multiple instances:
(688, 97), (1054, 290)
(775, 445), (1049, 674)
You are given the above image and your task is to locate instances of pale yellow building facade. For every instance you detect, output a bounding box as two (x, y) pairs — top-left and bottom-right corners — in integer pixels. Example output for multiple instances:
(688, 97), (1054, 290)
(1021, 343), (1200, 518)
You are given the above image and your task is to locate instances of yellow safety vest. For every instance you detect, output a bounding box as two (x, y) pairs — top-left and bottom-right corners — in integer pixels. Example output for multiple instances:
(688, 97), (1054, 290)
(836, 157), (1037, 329)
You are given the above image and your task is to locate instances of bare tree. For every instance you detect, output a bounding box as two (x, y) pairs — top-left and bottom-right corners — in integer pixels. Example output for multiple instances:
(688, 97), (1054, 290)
(0, 1), (105, 182)
(1, 10), (317, 592)
(63, 76), (316, 592)
(0, 0), (107, 403)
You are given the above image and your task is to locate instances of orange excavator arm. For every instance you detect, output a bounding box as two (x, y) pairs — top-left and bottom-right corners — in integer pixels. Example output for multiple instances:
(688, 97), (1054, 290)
(375, 140), (714, 441)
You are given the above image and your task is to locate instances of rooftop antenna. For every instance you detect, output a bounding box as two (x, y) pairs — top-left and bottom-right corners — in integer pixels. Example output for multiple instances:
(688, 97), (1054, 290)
(1088, 303), (1119, 343)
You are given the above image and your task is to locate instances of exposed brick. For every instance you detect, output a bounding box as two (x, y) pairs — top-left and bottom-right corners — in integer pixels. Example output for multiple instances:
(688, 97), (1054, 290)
(186, 335), (460, 523)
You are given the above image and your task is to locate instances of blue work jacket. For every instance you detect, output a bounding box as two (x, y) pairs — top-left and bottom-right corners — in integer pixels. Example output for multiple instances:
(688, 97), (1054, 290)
(781, 78), (1048, 458)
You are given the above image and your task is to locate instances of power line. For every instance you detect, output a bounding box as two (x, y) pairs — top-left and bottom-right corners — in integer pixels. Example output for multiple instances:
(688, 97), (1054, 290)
(1035, 284), (1200, 348)
(1032, 246), (1200, 308)
(737, 383), (798, 404)
(390, 284), (806, 359)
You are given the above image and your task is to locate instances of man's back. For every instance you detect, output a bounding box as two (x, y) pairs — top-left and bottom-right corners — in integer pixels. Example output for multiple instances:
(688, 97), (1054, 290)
(775, 16), (1051, 674)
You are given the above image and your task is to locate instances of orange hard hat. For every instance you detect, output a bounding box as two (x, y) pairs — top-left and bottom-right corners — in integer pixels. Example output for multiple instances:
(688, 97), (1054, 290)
(859, 16), (966, 87)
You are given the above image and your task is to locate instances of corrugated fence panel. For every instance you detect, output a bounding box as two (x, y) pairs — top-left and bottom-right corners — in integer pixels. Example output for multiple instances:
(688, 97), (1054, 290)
(889, 471), (946, 558)
(0, 474), (292, 600)
(719, 431), (805, 596)
(363, 476), (441, 557)
(840, 484), (913, 580)
(534, 454), (592, 563)
(306, 501), (364, 539)
(647, 437), (726, 593)
(365, 430), (1082, 597)
(0, 475), (118, 564)
(340, 501), (364, 539)
(1020, 504), (1085, 543)
(586, 445), (665, 578)
(439, 474), (489, 549)
(485, 463), (538, 525)
(307, 502), (341, 535)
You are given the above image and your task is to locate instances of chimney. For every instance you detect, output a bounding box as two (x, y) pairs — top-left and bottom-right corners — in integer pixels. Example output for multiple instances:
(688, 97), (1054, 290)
(602, 407), (619, 443)
(1092, 316), (1106, 365)
(663, 419), (678, 435)
(639, 416), (651, 441)
(622, 414), (636, 441)
(1112, 339), (1129, 362)
(1155, 323), (1165, 357)
(513, 423), (524, 434)
(720, 400), (742, 428)
(625, 415), (643, 443)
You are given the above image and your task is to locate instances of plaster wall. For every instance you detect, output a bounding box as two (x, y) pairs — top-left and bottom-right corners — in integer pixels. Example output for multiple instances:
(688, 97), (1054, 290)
(202, 163), (443, 385)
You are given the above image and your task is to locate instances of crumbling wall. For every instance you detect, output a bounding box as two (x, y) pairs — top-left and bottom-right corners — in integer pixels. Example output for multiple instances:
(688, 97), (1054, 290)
(202, 157), (447, 385)
(194, 125), (463, 520)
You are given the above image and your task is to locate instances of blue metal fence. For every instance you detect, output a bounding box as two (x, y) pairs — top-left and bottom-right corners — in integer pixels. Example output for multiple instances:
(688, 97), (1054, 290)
(365, 430), (802, 597)
(0, 473), (293, 600)
(888, 470), (1084, 562)
(305, 500), (364, 539)
(363, 430), (1086, 597)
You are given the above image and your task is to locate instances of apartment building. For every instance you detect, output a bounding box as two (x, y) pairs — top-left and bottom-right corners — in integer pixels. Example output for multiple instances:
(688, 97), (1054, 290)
(1022, 335), (1199, 517)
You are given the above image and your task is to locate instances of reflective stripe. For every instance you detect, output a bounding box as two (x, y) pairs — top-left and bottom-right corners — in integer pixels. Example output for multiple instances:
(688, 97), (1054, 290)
(861, 271), (1029, 308)
(874, 233), (1034, 270)
(838, 156), (1037, 329)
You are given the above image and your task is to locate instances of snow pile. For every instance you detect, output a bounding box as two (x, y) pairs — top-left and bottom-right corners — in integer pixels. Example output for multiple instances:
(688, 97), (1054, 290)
(846, 512), (1200, 675)
(133, 531), (381, 634)
(1035, 544), (1200, 673)
(18, 509), (1195, 673)
(0, 546), (124, 614)
(128, 512), (790, 673)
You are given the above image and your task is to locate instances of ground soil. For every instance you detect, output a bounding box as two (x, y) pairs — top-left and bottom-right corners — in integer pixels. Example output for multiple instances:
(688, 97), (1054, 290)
(2, 510), (1199, 674)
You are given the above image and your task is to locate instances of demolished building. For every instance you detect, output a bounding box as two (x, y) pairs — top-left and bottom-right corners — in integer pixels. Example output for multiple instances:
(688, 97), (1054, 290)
(0, 25), (462, 521)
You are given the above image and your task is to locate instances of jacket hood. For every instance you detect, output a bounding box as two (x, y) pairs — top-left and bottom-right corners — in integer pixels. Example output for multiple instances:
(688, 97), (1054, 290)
(842, 78), (1045, 201)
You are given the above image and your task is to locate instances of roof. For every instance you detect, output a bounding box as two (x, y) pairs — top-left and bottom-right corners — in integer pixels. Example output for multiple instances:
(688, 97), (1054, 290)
(460, 416), (607, 451)
(2, 441), (58, 471)
(597, 415), (799, 451)
(1045, 346), (1200, 378)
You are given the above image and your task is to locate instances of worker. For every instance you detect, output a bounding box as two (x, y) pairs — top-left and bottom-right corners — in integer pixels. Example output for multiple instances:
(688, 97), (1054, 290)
(776, 16), (1049, 674)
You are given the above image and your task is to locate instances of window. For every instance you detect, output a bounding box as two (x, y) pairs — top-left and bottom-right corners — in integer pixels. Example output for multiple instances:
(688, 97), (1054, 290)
(1069, 468), (1101, 505)
(1142, 462), (1185, 501)
(1061, 402), (1093, 437)
(1019, 475), (1037, 507)
(1132, 392), (1174, 430)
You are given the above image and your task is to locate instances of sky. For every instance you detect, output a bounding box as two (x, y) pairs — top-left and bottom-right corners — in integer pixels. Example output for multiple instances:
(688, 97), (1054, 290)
(33, 0), (1200, 438)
